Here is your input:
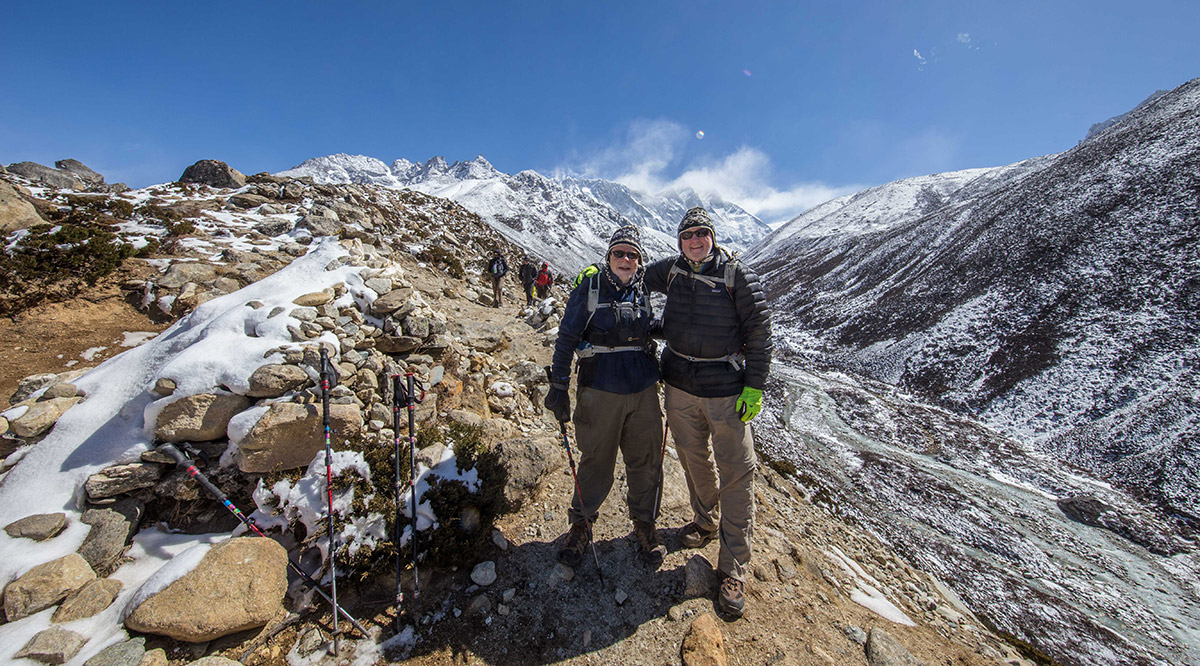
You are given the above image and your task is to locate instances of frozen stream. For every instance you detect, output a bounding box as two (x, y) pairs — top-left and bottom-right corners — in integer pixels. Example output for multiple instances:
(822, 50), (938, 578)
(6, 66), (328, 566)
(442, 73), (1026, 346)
(756, 362), (1200, 666)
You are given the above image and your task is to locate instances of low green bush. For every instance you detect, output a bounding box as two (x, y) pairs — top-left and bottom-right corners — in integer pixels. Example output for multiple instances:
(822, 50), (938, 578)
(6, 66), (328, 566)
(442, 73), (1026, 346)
(0, 222), (139, 314)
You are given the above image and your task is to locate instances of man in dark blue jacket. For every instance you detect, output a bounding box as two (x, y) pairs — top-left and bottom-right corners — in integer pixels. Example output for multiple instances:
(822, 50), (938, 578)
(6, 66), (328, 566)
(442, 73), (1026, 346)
(544, 226), (666, 568)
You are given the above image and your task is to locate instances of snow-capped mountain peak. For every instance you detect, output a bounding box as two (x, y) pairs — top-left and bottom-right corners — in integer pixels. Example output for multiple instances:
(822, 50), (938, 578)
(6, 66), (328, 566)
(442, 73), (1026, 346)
(276, 154), (774, 272)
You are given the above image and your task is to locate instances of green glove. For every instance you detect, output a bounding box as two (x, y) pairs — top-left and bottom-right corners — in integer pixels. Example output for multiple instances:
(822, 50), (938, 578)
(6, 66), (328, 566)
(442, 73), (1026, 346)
(736, 387), (763, 423)
(573, 264), (599, 287)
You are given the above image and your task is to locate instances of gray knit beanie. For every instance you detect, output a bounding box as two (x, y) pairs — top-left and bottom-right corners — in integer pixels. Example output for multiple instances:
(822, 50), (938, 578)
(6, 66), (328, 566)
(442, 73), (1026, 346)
(678, 207), (715, 235)
(607, 225), (645, 260)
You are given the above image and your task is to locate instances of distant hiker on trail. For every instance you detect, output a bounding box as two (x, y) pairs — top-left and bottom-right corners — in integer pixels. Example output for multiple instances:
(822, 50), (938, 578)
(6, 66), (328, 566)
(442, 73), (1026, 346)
(487, 249), (508, 308)
(518, 256), (537, 306)
(544, 226), (666, 568)
(572, 207), (771, 616)
(535, 262), (554, 299)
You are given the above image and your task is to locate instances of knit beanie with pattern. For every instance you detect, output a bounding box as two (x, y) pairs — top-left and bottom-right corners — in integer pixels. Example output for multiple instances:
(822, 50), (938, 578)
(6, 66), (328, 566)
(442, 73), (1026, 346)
(607, 225), (645, 260)
(677, 207), (715, 236)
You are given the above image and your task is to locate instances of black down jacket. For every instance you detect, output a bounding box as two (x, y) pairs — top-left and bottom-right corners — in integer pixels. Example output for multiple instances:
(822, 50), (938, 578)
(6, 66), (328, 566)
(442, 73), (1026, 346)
(643, 248), (772, 397)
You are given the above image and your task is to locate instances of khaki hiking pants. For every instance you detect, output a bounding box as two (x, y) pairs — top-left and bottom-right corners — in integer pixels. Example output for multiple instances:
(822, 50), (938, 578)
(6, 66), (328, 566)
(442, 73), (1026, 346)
(491, 276), (503, 305)
(569, 385), (664, 526)
(664, 384), (756, 582)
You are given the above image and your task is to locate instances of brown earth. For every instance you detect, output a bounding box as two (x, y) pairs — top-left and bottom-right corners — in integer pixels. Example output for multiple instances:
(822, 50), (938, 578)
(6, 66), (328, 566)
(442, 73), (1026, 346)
(0, 266), (169, 406)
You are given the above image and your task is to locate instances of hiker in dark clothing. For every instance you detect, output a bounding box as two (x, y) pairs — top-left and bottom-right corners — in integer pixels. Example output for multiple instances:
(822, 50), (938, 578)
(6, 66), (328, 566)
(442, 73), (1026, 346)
(486, 249), (508, 308)
(642, 206), (771, 617)
(535, 262), (554, 299)
(544, 226), (666, 568)
(518, 256), (537, 306)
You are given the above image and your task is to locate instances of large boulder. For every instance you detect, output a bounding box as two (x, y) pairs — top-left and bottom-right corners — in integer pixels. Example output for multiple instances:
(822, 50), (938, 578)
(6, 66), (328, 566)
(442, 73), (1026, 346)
(14, 626), (87, 664)
(124, 537), (287, 642)
(179, 160), (246, 189)
(236, 402), (364, 473)
(497, 436), (564, 508)
(156, 262), (218, 289)
(2, 554), (96, 621)
(0, 180), (44, 232)
(865, 628), (922, 666)
(246, 364), (310, 398)
(6, 161), (81, 189)
(4, 513), (68, 541)
(228, 192), (271, 209)
(52, 577), (123, 623)
(371, 286), (415, 315)
(78, 499), (144, 575)
(54, 159), (104, 185)
(295, 213), (340, 237)
(9, 397), (82, 438)
(154, 393), (251, 442)
(83, 462), (164, 501)
(10, 373), (61, 404)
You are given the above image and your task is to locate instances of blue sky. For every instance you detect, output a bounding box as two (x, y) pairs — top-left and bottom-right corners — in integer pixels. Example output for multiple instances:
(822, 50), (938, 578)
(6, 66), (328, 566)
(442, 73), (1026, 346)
(3, 1), (1198, 223)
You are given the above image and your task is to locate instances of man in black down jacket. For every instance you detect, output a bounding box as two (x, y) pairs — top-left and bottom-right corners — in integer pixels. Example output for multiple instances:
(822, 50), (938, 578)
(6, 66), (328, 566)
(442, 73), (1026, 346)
(642, 206), (771, 618)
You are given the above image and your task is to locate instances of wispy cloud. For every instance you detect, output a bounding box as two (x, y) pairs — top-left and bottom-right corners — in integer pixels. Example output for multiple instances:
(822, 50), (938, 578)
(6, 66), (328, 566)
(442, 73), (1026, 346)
(563, 120), (860, 226)
(956, 32), (980, 51)
(913, 48), (928, 70)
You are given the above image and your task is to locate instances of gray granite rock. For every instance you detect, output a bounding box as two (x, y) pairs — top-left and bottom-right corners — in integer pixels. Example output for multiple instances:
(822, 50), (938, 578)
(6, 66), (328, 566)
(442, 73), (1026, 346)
(82, 637), (144, 666)
(4, 512), (68, 541)
(15, 626), (88, 664)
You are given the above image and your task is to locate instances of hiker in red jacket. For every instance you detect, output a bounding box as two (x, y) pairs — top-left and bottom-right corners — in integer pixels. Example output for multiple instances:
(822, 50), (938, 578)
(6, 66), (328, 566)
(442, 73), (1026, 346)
(535, 262), (553, 299)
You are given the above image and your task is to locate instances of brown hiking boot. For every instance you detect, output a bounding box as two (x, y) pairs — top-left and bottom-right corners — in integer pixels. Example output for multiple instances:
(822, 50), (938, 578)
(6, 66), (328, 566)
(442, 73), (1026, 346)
(632, 520), (666, 565)
(719, 574), (745, 617)
(557, 521), (591, 567)
(678, 522), (718, 549)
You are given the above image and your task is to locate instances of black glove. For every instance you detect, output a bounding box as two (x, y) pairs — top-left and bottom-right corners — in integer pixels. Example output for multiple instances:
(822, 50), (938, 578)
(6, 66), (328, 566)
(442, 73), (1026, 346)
(543, 369), (571, 423)
(648, 317), (664, 340)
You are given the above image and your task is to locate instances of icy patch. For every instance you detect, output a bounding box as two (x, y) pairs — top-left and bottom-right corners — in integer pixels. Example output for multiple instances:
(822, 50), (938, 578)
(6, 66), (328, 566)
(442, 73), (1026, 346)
(228, 404), (270, 448)
(826, 546), (914, 626)
(988, 470), (1059, 501)
(120, 332), (159, 347)
(81, 346), (108, 361)
(489, 381), (516, 398)
(1, 405), (29, 421)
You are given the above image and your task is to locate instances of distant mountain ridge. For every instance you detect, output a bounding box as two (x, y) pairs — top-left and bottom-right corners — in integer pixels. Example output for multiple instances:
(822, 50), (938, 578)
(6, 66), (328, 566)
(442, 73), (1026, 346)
(278, 155), (772, 272)
(747, 79), (1200, 525)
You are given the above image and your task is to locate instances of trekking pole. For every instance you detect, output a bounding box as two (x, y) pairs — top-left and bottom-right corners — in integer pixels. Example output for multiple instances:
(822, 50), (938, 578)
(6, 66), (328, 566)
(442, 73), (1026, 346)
(652, 422), (670, 523)
(318, 347), (340, 655)
(545, 367), (605, 586)
(156, 443), (370, 637)
(405, 373), (423, 599)
(390, 372), (425, 626)
(391, 374), (404, 627)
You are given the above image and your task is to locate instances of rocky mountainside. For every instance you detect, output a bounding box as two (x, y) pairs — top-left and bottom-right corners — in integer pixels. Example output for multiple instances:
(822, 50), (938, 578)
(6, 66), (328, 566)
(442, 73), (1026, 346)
(0, 164), (1035, 666)
(277, 154), (772, 272)
(746, 78), (1200, 528)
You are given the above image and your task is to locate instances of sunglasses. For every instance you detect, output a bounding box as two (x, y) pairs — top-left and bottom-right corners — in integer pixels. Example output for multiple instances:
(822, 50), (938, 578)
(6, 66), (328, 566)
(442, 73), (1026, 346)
(679, 228), (711, 240)
(610, 249), (641, 261)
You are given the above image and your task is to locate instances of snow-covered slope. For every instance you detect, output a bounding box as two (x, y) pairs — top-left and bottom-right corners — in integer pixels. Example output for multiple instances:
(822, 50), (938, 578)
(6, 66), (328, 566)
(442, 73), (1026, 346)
(279, 155), (772, 272)
(747, 79), (1200, 525)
